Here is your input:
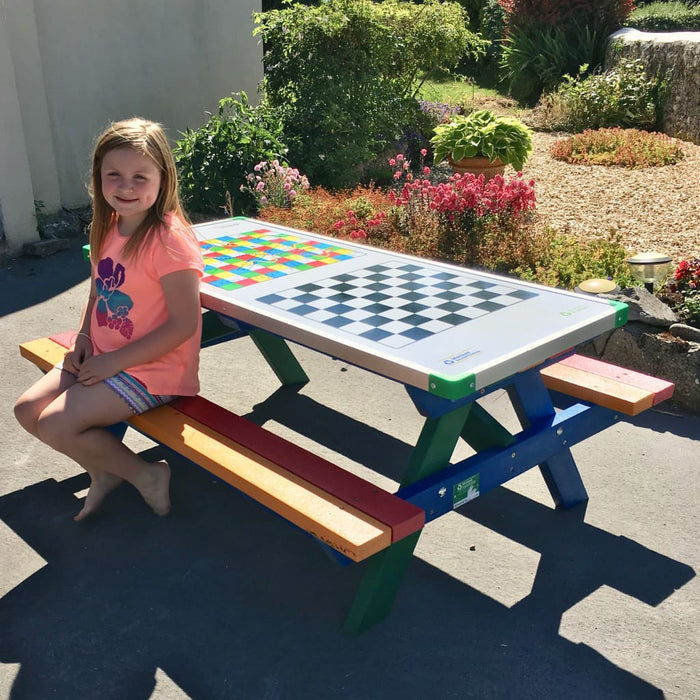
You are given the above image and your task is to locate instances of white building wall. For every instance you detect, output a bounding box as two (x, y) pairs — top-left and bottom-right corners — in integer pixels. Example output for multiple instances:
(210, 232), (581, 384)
(1, 0), (262, 253)
(0, 6), (38, 251)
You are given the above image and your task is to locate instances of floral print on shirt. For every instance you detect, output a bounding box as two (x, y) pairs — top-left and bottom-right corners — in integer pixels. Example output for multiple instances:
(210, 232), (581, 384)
(95, 257), (134, 339)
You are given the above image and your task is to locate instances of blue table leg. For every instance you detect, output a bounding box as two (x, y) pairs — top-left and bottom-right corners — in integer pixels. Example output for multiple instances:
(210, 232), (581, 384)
(509, 370), (588, 508)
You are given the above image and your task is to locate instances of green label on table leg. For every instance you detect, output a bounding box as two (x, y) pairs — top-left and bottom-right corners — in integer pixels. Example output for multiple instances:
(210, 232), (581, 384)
(453, 474), (479, 507)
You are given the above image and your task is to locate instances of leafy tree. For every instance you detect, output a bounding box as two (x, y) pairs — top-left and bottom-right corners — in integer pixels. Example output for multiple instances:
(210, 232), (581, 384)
(254, 0), (486, 189)
(174, 93), (287, 216)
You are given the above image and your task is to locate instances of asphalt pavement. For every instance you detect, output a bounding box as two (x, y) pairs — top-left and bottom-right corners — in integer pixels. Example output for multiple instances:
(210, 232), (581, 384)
(1, 237), (698, 699)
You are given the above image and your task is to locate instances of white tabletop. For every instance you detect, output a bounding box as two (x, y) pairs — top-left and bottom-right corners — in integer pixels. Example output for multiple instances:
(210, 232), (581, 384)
(195, 217), (626, 399)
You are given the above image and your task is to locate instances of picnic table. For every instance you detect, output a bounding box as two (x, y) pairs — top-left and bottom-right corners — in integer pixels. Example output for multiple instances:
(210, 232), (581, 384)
(192, 217), (671, 631)
(22, 216), (674, 634)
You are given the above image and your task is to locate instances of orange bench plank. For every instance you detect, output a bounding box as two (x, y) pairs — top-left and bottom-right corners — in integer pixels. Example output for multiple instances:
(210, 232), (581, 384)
(173, 395), (424, 543)
(132, 405), (392, 561)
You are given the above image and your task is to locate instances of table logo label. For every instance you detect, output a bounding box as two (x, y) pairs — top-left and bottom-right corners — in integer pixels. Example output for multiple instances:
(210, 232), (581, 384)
(443, 349), (480, 366)
(453, 474), (480, 507)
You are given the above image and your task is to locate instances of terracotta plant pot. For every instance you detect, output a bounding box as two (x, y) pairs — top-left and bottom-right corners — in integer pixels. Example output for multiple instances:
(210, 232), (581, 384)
(448, 156), (506, 181)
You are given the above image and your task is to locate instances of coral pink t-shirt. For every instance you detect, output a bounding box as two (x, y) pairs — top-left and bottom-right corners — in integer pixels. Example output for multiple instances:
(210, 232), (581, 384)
(90, 214), (204, 395)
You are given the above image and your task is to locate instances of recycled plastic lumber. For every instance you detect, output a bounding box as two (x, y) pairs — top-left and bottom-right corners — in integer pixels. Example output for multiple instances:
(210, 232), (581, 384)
(540, 353), (674, 416)
(19, 333), (424, 562)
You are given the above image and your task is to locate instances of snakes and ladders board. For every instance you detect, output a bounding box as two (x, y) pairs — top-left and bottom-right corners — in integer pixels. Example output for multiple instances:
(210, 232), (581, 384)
(195, 218), (627, 399)
(200, 229), (361, 290)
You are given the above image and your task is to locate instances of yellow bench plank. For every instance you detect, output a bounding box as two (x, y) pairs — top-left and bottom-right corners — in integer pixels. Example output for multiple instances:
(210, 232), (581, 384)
(134, 405), (391, 561)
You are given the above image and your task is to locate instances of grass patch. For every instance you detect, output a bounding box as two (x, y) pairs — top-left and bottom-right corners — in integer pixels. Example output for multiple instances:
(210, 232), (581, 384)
(418, 73), (520, 117)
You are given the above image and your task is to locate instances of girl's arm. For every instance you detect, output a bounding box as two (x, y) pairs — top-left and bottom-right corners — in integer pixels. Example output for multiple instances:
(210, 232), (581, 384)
(76, 269), (201, 385)
(63, 280), (98, 373)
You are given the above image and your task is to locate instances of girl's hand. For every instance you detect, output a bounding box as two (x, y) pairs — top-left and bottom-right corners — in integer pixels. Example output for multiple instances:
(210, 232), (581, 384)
(63, 335), (93, 374)
(76, 352), (120, 386)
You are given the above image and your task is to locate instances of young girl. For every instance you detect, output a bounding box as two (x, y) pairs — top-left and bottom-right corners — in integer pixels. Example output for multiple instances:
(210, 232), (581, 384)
(14, 118), (204, 521)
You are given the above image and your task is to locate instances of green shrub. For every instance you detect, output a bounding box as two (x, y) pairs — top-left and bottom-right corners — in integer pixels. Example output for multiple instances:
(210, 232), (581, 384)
(550, 128), (685, 168)
(536, 58), (667, 133)
(174, 93), (287, 217)
(498, 0), (636, 105)
(253, 0), (486, 190)
(530, 231), (637, 290)
(499, 21), (607, 105)
(624, 2), (700, 31)
(454, 0), (485, 30)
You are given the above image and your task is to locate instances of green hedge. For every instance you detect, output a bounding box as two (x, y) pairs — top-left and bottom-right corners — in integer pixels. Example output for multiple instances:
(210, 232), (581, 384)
(624, 2), (700, 31)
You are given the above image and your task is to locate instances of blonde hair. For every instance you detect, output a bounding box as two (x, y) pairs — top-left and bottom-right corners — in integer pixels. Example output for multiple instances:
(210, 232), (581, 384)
(88, 117), (189, 260)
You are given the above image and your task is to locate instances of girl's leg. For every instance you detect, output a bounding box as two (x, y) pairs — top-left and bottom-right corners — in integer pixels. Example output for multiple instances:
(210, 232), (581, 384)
(35, 381), (171, 520)
(15, 368), (127, 516)
(14, 367), (78, 438)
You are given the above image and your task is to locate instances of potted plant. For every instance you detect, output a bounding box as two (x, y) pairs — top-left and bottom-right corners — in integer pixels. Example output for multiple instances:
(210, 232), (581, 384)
(430, 109), (534, 179)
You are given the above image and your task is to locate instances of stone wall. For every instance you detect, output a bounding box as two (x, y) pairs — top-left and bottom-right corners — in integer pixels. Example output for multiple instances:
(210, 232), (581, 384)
(607, 29), (700, 144)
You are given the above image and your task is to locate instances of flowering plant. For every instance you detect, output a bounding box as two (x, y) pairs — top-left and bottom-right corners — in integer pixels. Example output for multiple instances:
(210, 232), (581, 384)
(664, 258), (700, 327)
(386, 151), (538, 269)
(241, 160), (310, 210)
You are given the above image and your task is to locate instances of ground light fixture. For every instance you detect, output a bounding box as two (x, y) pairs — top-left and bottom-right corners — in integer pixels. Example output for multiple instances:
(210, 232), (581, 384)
(626, 252), (673, 293)
(575, 278), (620, 295)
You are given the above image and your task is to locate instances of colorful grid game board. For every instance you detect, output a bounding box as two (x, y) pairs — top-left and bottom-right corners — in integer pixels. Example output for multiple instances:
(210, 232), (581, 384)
(200, 228), (362, 291)
(257, 261), (539, 349)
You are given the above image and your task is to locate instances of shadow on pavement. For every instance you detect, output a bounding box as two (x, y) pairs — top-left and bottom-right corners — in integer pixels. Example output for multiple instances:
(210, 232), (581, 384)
(0, 239), (89, 317)
(0, 437), (694, 699)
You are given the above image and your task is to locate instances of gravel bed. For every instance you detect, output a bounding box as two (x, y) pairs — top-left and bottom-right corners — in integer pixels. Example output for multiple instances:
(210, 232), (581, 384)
(517, 131), (700, 264)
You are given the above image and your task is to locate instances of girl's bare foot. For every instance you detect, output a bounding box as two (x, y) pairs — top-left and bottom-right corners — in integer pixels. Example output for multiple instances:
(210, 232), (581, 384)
(74, 472), (124, 522)
(139, 460), (171, 516)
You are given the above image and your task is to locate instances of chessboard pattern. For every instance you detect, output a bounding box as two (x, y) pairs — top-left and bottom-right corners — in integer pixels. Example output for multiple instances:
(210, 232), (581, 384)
(200, 229), (362, 290)
(258, 261), (539, 348)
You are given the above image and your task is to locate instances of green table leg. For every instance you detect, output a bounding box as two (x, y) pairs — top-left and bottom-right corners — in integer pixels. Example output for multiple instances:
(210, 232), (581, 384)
(248, 329), (309, 386)
(461, 402), (516, 451)
(200, 311), (248, 347)
(344, 403), (472, 634)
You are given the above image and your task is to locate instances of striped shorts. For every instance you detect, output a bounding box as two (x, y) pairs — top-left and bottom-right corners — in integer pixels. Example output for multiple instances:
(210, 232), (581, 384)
(103, 371), (175, 415)
(57, 362), (174, 415)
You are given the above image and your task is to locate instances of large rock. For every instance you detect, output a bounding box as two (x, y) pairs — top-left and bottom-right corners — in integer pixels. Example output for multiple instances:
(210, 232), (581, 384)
(602, 286), (678, 327)
(608, 29), (700, 144)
